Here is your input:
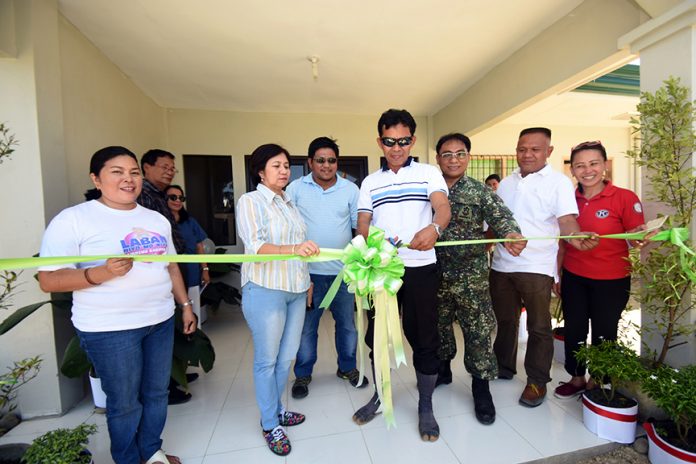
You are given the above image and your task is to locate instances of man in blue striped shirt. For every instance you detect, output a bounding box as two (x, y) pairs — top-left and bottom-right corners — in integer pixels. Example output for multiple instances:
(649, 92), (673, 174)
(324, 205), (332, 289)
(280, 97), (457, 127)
(287, 137), (368, 399)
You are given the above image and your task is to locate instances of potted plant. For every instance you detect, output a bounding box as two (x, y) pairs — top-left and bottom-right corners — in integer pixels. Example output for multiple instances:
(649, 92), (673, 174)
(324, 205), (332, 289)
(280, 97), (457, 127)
(21, 423), (97, 464)
(641, 364), (696, 463)
(626, 77), (696, 368)
(575, 340), (645, 444)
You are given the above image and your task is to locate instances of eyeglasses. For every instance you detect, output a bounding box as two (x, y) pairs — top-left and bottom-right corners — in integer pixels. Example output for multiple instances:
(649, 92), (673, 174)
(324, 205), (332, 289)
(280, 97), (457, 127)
(439, 150), (469, 160)
(571, 140), (603, 152)
(313, 157), (337, 165)
(156, 163), (178, 174)
(167, 194), (186, 202)
(380, 136), (413, 148)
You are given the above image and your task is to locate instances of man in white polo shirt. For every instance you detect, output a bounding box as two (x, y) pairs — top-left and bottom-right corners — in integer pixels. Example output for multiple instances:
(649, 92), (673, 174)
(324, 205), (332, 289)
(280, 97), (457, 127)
(352, 109), (451, 443)
(490, 127), (597, 408)
(286, 136), (368, 399)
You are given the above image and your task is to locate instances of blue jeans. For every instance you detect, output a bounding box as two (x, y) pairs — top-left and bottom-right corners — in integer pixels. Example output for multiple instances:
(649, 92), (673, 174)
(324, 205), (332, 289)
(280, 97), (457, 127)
(242, 282), (306, 430)
(294, 274), (357, 378)
(77, 316), (174, 464)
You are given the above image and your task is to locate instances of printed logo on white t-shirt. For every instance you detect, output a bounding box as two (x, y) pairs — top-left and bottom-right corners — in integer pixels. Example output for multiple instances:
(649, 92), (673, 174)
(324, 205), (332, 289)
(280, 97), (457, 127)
(120, 228), (168, 255)
(595, 209), (609, 219)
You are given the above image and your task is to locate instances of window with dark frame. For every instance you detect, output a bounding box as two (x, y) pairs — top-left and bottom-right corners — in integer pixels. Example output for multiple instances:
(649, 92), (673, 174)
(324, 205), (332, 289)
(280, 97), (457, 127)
(182, 155), (235, 246)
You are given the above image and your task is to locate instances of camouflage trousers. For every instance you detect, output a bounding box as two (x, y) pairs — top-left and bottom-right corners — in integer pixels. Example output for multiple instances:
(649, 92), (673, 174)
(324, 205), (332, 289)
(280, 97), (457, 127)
(437, 272), (498, 380)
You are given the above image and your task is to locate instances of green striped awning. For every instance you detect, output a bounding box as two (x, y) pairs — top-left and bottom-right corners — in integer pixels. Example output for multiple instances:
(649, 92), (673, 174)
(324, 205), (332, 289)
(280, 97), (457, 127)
(573, 64), (639, 96)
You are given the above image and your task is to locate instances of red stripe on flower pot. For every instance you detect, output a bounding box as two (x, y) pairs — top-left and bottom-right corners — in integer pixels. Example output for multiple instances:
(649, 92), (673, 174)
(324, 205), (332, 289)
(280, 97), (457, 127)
(644, 422), (696, 463)
(582, 396), (638, 423)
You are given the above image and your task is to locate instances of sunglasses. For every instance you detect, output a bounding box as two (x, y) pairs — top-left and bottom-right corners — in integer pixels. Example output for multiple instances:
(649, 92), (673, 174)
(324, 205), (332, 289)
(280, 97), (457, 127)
(571, 140), (603, 151)
(313, 157), (337, 165)
(167, 194), (186, 202)
(380, 136), (413, 148)
(439, 150), (469, 160)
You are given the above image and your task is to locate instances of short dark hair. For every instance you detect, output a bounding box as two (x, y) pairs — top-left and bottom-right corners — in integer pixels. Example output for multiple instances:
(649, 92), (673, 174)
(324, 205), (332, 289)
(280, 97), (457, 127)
(570, 141), (607, 163)
(485, 174), (501, 183)
(436, 133), (471, 154)
(165, 184), (189, 222)
(519, 127), (552, 139)
(249, 143), (290, 188)
(308, 137), (339, 159)
(377, 109), (416, 136)
(141, 149), (175, 171)
(85, 146), (138, 200)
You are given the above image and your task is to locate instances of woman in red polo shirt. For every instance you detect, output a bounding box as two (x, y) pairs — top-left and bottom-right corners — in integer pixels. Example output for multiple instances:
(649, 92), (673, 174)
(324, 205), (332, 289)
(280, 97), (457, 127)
(553, 141), (646, 399)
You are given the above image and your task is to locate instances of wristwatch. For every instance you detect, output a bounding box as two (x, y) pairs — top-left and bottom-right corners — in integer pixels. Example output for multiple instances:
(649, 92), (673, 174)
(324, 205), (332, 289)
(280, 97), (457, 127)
(431, 223), (442, 237)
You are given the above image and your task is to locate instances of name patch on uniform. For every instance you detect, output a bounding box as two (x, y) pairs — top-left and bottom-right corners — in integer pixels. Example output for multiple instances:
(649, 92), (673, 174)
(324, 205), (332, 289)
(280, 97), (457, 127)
(595, 209), (609, 219)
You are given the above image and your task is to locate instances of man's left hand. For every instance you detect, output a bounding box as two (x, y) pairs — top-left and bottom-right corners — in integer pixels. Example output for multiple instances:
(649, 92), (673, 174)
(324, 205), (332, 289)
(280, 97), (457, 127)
(409, 225), (439, 251)
(503, 232), (527, 256)
(567, 232), (599, 251)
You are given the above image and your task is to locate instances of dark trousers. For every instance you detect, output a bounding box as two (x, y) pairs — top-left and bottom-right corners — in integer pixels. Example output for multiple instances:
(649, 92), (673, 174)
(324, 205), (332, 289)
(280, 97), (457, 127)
(561, 269), (630, 377)
(490, 270), (554, 385)
(364, 263), (440, 375)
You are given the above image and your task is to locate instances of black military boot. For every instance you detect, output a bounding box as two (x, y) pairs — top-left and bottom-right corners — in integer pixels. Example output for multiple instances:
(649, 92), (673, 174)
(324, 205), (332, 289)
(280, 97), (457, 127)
(435, 359), (452, 388)
(472, 376), (496, 425)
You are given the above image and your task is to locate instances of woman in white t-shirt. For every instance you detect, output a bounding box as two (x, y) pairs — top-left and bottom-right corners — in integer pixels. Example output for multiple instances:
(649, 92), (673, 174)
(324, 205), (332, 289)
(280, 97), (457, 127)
(38, 146), (196, 464)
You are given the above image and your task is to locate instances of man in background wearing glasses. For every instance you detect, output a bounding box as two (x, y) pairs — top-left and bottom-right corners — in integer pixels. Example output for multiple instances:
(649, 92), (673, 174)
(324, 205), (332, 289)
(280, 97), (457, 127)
(138, 148), (196, 405)
(433, 133), (524, 427)
(352, 109), (451, 442)
(286, 137), (368, 400)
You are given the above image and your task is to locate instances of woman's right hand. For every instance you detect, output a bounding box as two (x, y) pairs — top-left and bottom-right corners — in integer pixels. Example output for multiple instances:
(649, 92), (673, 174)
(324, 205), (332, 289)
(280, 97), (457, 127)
(295, 240), (320, 257)
(104, 257), (134, 277)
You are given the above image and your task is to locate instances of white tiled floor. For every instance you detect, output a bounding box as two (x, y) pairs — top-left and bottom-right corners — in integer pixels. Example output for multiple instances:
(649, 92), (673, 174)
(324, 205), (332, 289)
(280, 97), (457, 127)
(0, 304), (613, 463)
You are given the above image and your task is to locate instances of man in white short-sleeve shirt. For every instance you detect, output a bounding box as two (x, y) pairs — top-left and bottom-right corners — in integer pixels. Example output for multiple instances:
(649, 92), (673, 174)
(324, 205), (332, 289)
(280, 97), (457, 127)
(352, 109), (451, 443)
(490, 127), (597, 408)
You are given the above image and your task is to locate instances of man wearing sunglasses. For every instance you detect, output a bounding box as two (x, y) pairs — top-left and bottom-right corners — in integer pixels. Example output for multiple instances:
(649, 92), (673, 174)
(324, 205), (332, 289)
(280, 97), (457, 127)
(285, 137), (367, 400)
(490, 128), (598, 408)
(352, 109), (451, 443)
(433, 133), (525, 426)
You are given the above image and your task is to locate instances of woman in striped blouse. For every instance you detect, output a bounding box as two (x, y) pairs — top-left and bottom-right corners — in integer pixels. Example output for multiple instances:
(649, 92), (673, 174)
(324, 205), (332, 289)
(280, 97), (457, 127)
(236, 143), (319, 456)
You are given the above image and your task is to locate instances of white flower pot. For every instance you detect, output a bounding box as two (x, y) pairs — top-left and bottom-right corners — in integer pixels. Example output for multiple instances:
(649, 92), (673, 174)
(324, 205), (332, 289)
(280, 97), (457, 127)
(644, 422), (696, 464)
(581, 391), (637, 444)
(89, 374), (106, 409)
(553, 329), (565, 365)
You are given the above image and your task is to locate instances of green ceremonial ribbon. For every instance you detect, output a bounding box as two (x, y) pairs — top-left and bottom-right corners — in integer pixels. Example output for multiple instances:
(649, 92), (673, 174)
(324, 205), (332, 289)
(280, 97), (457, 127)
(0, 250), (345, 272)
(318, 226), (406, 427)
(0, 226), (692, 428)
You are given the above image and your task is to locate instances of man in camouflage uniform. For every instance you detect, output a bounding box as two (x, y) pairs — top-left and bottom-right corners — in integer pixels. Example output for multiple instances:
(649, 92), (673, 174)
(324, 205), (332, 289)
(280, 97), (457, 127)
(434, 133), (526, 425)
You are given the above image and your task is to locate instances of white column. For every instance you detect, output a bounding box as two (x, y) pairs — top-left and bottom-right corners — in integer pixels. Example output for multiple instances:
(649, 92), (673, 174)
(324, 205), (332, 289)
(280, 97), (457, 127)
(0, 0), (80, 417)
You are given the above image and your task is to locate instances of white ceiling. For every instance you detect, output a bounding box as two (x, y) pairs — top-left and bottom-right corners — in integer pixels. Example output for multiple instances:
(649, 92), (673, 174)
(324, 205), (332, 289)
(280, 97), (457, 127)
(58, 0), (585, 116)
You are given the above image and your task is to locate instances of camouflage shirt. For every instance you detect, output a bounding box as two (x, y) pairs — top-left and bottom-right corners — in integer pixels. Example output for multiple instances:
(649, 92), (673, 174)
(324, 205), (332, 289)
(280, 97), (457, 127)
(436, 175), (519, 275)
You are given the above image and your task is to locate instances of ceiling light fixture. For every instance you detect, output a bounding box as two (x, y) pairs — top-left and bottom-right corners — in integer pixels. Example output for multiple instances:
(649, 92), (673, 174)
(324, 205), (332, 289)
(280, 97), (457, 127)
(307, 55), (320, 80)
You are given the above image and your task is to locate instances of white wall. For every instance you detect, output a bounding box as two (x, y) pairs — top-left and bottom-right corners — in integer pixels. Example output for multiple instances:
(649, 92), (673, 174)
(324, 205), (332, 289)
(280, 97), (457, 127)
(59, 16), (167, 206)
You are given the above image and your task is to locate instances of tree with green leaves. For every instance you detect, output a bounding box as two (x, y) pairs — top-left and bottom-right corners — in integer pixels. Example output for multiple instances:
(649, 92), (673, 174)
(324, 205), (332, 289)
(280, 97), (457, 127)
(627, 77), (696, 367)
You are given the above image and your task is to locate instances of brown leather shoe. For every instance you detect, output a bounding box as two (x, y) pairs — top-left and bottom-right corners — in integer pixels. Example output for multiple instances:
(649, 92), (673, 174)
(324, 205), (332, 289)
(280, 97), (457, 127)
(519, 383), (546, 408)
